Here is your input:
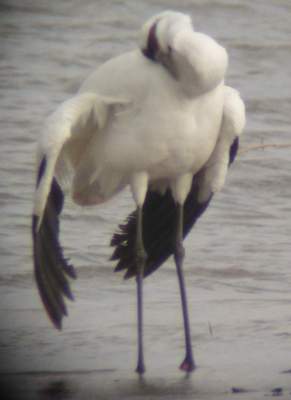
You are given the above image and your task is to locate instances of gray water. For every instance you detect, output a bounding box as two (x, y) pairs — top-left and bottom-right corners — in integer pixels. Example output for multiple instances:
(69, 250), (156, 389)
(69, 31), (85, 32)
(1, 0), (291, 399)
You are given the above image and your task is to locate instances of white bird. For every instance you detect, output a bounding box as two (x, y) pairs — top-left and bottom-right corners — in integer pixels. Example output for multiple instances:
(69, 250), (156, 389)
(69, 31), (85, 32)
(32, 10), (245, 374)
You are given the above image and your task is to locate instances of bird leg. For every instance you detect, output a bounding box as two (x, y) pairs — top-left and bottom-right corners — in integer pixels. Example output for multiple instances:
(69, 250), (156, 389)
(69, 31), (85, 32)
(174, 203), (196, 372)
(135, 205), (147, 374)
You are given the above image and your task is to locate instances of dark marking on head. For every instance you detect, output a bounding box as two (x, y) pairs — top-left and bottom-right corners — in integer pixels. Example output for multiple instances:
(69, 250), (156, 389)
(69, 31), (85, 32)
(142, 21), (159, 61)
(229, 137), (239, 165)
(36, 156), (47, 187)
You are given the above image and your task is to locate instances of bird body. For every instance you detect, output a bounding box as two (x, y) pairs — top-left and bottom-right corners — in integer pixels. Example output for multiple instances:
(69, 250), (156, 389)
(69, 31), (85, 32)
(54, 48), (228, 207)
(32, 10), (245, 374)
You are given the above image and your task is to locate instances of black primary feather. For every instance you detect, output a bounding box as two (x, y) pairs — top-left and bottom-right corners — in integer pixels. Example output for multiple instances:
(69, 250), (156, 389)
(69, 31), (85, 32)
(111, 137), (239, 279)
(229, 137), (239, 165)
(32, 161), (76, 329)
(36, 156), (47, 187)
(110, 172), (212, 279)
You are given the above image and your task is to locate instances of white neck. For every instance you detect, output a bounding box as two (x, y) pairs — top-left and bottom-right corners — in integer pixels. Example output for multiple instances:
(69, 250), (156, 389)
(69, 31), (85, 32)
(172, 31), (228, 97)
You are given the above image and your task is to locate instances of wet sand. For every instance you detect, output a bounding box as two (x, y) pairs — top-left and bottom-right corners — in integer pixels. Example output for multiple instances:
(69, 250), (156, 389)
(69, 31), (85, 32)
(1, 266), (291, 400)
(1, 369), (290, 400)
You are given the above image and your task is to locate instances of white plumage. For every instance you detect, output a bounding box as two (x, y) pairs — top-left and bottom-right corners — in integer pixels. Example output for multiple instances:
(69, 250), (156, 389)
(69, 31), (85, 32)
(32, 10), (245, 374)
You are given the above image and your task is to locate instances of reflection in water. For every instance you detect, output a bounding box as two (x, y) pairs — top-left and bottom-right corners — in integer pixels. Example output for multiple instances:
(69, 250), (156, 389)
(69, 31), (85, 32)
(40, 380), (72, 400)
(38, 373), (196, 400)
(0, 372), (197, 400)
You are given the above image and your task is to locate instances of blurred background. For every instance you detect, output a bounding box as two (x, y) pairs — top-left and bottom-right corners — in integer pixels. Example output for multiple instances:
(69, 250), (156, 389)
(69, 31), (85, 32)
(0, 1), (291, 398)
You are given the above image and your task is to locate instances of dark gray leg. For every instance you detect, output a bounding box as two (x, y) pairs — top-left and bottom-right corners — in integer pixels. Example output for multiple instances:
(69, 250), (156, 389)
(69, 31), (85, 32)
(174, 203), (196, 372)
(135, 205), (147, 374)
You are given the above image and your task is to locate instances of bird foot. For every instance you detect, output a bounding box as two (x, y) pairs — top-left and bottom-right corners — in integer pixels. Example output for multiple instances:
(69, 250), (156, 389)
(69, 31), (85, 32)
(179, 355), (196, 373)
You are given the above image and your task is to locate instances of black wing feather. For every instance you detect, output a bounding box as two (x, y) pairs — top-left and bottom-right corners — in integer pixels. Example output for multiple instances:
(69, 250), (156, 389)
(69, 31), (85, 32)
(32, 169), (76, 329)
(111, 175), (212, 279)
(111, 137), (239, 279)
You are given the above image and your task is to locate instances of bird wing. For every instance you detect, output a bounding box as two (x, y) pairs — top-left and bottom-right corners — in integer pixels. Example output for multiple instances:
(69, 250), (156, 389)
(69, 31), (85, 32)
(111, 86), (245, 278)
(32, 92), (124, 329)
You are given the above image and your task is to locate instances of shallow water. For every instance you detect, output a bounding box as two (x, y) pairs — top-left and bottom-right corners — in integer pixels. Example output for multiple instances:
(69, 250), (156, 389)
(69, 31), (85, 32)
(1, 0), (291, 399)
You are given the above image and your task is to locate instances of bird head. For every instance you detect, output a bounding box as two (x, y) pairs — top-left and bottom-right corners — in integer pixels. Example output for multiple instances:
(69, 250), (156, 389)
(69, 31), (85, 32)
(140, 11), (228, 95)
(140, 11), (192, 60)
(140, 11), (192, 77)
